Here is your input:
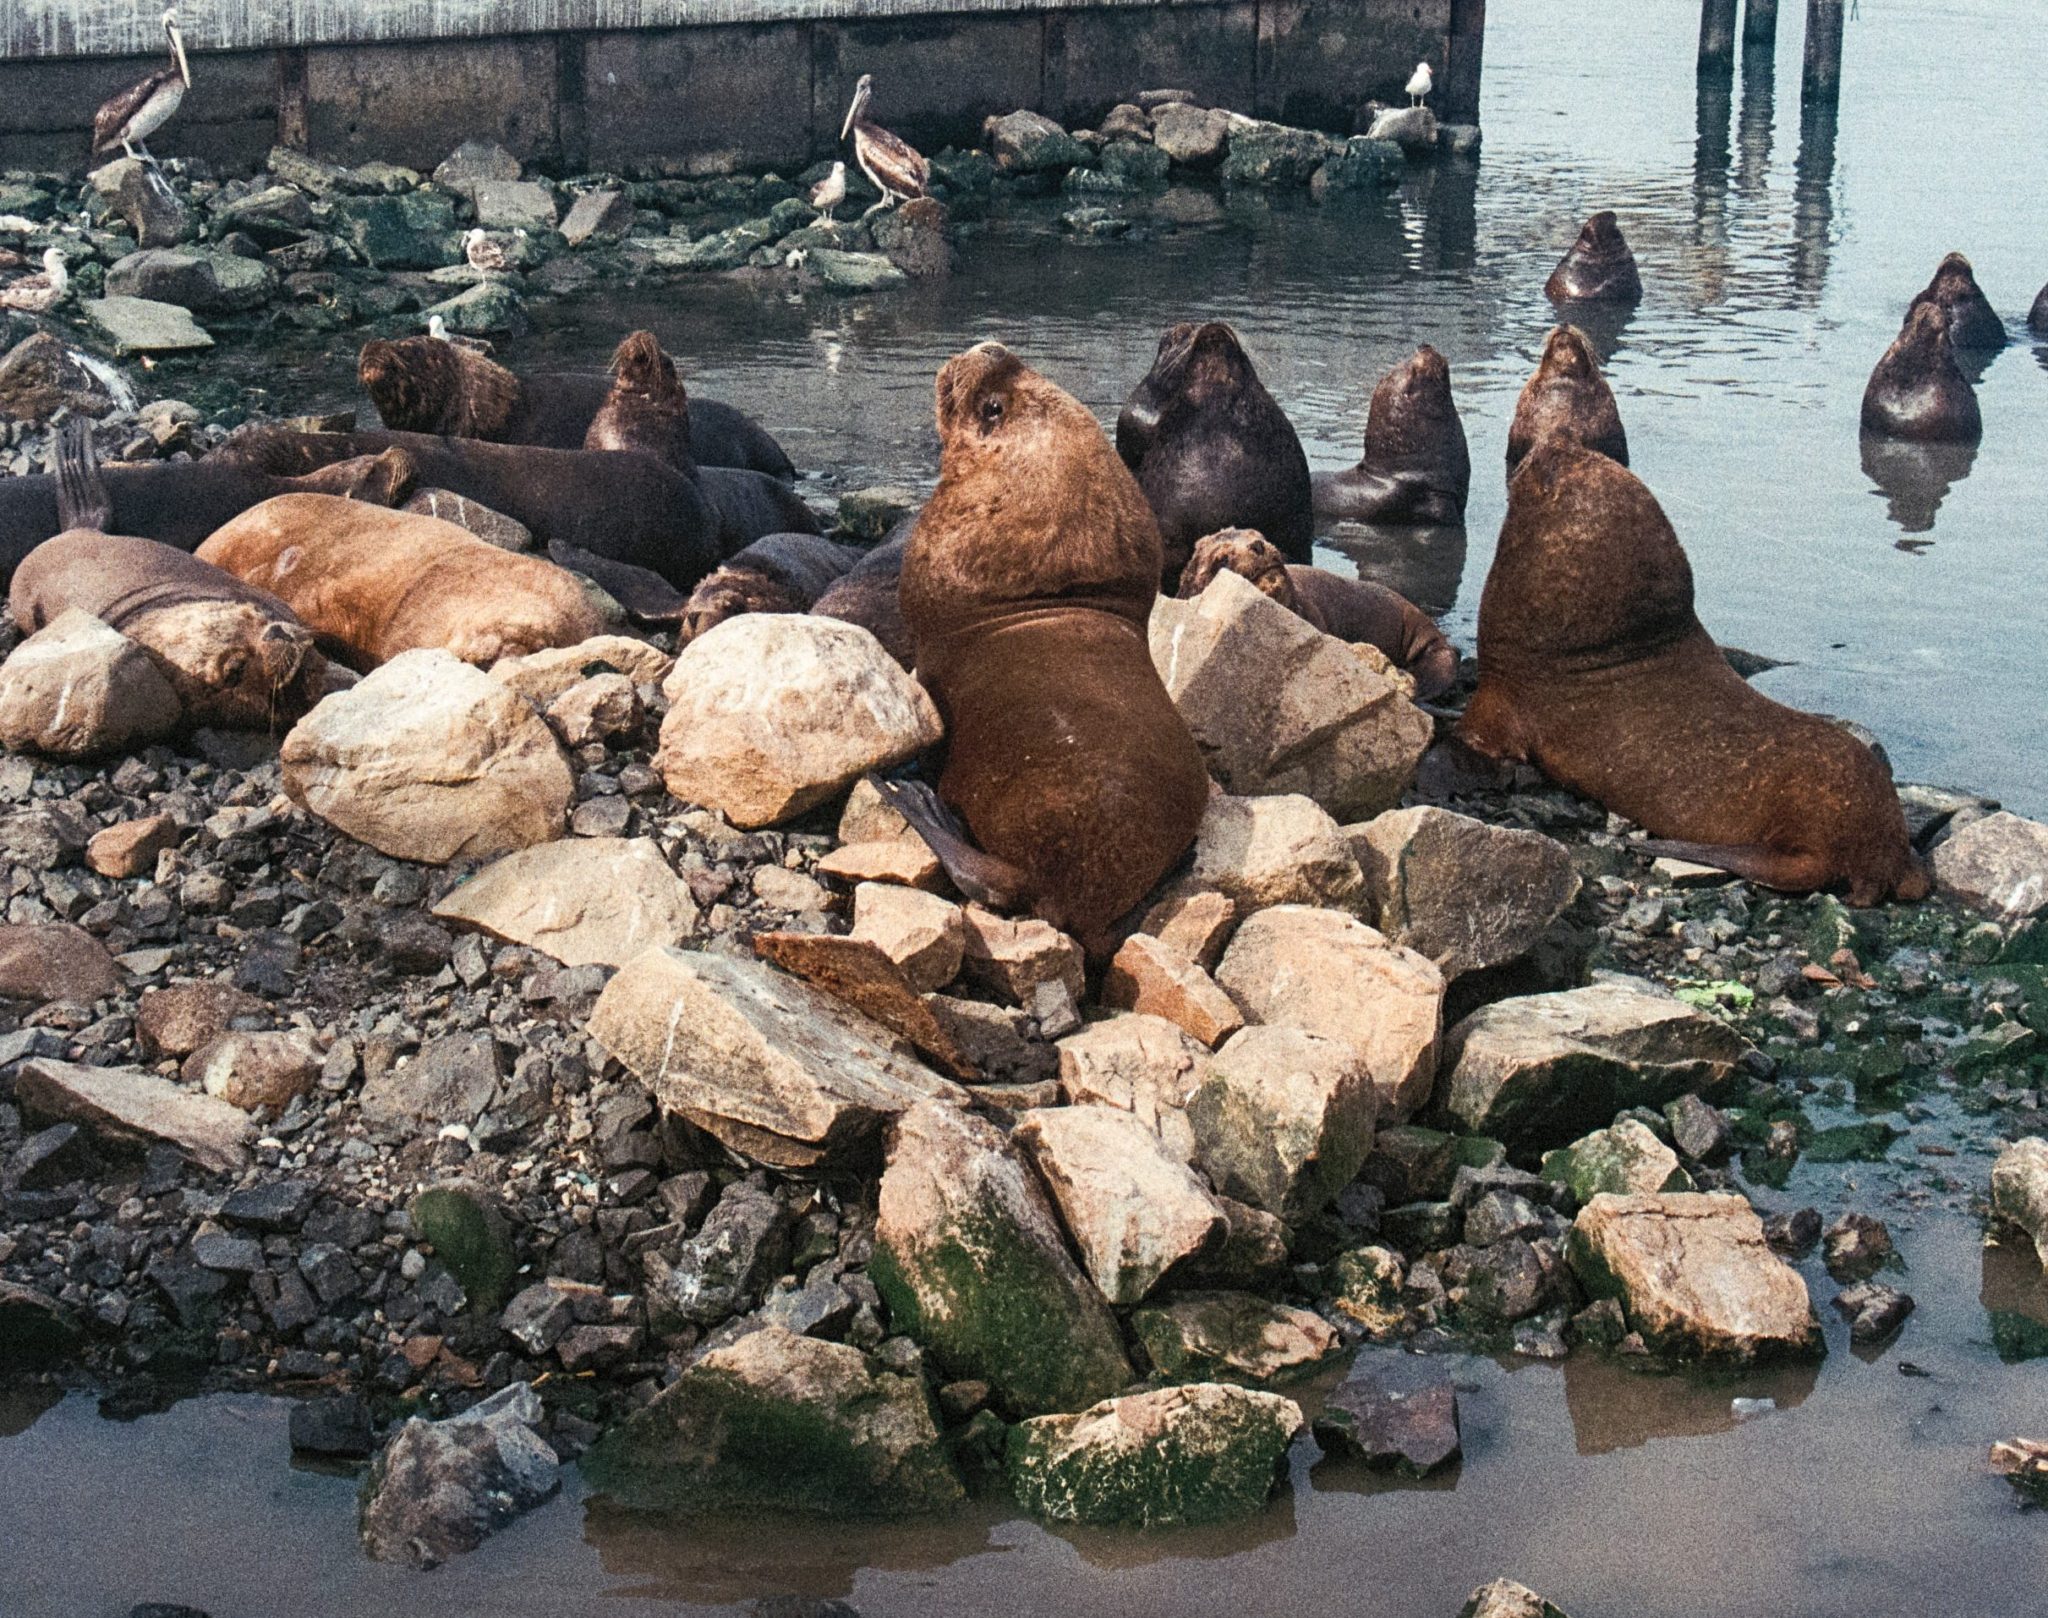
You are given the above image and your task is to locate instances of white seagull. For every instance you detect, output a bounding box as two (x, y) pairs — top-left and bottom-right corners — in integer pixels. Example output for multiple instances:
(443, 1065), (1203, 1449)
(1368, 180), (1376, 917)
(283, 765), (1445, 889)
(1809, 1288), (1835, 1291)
(810, 161), (847, 226)
(0, 249), (70, 314)
(93, 9), (191, 164)
(464, 228), (509, 273)
(1406, 61), (1434, 109)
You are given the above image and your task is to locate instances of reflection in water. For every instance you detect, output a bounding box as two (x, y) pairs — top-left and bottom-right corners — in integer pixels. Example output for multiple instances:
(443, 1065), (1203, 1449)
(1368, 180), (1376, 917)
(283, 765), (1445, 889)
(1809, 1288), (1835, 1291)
(0, 1382), (61, 1439)
(1319, 522), (1470, 617)
(1051, 1488), (1300, 1571)
(1789, 96), (1839, 299)
(1981, 1238), (2048, 1361)
(1560, 1351), (1820, 1456)
(1859, 433), (1979, 537)
(1693, 69), (1733, 245)
(1735, 48), (1776, 196)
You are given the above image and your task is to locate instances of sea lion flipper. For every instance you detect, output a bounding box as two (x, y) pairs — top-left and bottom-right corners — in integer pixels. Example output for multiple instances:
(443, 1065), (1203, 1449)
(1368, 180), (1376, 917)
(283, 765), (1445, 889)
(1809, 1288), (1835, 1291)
(53, 419), (112, 534)
(866, 773), (1032, 911)
(544, 539), (687, 623)
(1634, 839), (1833, 893)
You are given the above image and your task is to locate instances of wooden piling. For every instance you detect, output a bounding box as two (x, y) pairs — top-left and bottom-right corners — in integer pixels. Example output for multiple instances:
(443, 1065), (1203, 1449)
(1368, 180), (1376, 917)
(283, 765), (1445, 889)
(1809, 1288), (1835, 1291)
(1699, 0), (1740, 72)
(1744, 0), (1779, 47)
(1802, 0), (1844, 101)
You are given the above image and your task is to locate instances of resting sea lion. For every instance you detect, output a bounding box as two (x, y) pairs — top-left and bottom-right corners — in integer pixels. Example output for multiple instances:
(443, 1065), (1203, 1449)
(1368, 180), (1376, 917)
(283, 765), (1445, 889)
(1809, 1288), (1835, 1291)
(681, 533), (864, 644)
(1908, 252), (2006, 350)
(1505, 325), (1630, 478)
(1861, 300), (1982, 444)
(1179, 528), (1459, 700)
(584, 330), (695, 469)
(1544, 211), (1643, 305)
(1312, 345), (1471, 526)
(1460, 444), (1927, 904)
(357, 335), (797, 480)
(195, 495), (608, 670)
(894, 343), (1209, 951)
(1115, 321), (1314, 586)
(811, 526), (913, 668)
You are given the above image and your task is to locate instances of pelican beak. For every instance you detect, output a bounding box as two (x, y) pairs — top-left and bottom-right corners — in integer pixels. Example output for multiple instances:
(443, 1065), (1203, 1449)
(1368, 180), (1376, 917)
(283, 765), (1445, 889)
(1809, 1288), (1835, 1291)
(841, 80), (867, 142)
(170, 24), (190, 86)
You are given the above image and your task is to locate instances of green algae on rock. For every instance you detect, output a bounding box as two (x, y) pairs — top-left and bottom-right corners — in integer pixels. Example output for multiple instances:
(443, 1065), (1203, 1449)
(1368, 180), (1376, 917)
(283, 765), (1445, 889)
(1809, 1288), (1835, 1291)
(1130, 1291), (1340, 1384)
(407, 1183), (517, 1314)
(1540, 1117), (1692, 1203)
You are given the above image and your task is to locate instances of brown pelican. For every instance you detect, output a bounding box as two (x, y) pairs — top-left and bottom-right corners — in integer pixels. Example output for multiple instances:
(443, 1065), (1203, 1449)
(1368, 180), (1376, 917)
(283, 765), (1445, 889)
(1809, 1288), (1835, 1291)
(1406, 61), (1434, 108)
(810, 161), (847, 225)
(0, 249), (69, 314)
(464, 228), (509, 273)
(841, 75), (930, 213)
(92, 8), (191, 163)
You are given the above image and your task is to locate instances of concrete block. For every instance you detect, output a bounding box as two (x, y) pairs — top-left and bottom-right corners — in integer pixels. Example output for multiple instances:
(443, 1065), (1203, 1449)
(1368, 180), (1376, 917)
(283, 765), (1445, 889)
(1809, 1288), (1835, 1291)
(1044, 4), (1257, 129)
(584, 23), (813, 174)
(813, 16), (1048, 160)
(304, 37), (560, 171)
(1256, 0), (1452, 132)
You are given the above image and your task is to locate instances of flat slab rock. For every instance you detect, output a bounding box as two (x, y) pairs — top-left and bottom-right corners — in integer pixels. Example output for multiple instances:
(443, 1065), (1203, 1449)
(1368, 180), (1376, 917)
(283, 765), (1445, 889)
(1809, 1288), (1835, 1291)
(1131, 1290), (1339, 1383)
(1311, 1352), (1461, 1475)
(432, 836), (698, 968)
(14, 1058), (253, 1174)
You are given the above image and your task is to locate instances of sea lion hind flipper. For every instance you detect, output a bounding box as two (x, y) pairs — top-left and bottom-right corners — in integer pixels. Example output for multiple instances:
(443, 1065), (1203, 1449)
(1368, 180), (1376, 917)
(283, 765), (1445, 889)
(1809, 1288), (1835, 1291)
(1633, 838), (1834, 893)
(53, 419), (112, 534)
(543, 540), (687, 623)
(865, 773), (1032, 911)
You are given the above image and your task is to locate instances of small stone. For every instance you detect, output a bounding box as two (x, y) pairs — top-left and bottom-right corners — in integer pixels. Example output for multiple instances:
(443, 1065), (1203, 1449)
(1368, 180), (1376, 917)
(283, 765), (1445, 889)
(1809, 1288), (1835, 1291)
(0, 921), (119, 1007)
(81, 296), (214, 356)
(1822, 1212), (1894, 1283)
(559, 188), (635, 246)
(490, 636), (673, 706)
(1540, 1117), (1690, 1203)
(1131, 1291), (1338, 1383)
(1311, 1353), (1460, 1474)
(432, 838), (697, 968)
(1461, 1580), (1573, 1618)
(752, 865), (827, 912)
(358, 1032), (502, 1134)
(959, 907), (1085, 1005)
(1665, 1093), (1732, 1162)
(470, 179), (558, 232)
(817, 839), (944, 890)
(1763, 1206), (1822, 1257)
(14, 1058), (251, 1174)
(1101, 933), (1243, 1049)
(1056, 1012), (1211, 1162)
(1833, 1280), (1914, 1344)
(136, 983), (268, 1058)
(1190, 792), (1364, 911)
(1188, 1025), (1378, 1223)
(86, 814), (178, 878)
(850, 882), (964, 993)
(183, 1031), (319, 1111)
(1991, 1137), (2048, 1268)
(1137, 888), (1237, 971)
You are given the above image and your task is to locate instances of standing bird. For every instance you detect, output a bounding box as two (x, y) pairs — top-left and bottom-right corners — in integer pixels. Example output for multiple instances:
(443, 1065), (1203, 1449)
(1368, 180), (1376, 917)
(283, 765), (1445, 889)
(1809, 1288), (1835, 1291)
(0, 249), (69, 314)
(809, 161), (847, 226)
(92, 8), (192, 164)
(1406, 60), (1434, 109)
(841, 75), (930, 213)
(425, 313), (492, 355)
(464, 228), (509, 273)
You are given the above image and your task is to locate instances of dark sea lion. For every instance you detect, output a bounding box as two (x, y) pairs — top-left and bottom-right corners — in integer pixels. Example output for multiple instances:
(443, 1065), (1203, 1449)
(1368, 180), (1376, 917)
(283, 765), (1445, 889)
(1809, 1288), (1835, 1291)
(357, 336), (797, 480)
(681, 533), (864, 644)
(584, 330), (695, 470)
(1114, 321), (1314, 586)
(1505, 325), (1630, 478)
(811, 526), (913, 668)
(1459, 444), (1927, 904)
(1179, 528), (1459, 700)
(1908, 252), (2006, 350)
(896, 343), (1209, 951)
(196, 495), (608, 670)
(1544, 211), (1644, 305)
(1312, 345), (1471, 526)
(1861, 301), (1982, 444)
(2030, 281), (2048, 338)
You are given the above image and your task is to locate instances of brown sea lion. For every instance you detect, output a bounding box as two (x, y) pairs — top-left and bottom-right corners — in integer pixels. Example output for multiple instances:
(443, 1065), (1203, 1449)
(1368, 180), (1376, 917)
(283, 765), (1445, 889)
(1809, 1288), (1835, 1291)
(584, 330), (694, 470)
(1459, 444), (1927, 904)
(811, 527), (913, 668)
(895, 343), (1209, 952)
(1861, 300), (1982, 444)
(681, 533), (864, 643)
(1544, 211), (1644, 305)
(1907, 252), (2006, 350)
(1179, 529), (1459, 700)
(357, 336), (798, 480)
(1505, 325), (1630, 478)
(1312, 344), (1471, 526)
(1114, 321), (1315, 587)
(195, 495), (608, 671)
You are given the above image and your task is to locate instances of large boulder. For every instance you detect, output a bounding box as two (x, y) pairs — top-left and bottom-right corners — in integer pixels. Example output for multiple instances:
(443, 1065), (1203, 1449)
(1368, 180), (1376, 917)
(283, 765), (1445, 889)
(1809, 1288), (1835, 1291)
(88, 156), (188, 248)
(1311, 1353), (1461, 1474)
(1006, 1383), (1303, 1526)
(1362, 105), (1439, 152)
(0, 610), (180, 759)
(1150, 570), (1432, 820)
(14, 1058), (252, 1174)
(0, 921), (120, 1006)
(1540, 1117), (1690, 1203)
(1932, 812), (2048, 919)
(431, 837), (697, 967)
(871, 1100), (1133, 1416)
(558, 188), (635, 247)
(1991, 1137), (2048, 1267)
(470, 179), (558, 232)
(1189, 792), (1365, 911)
(1130, 1291), (1338, 1383)
(983, 110), (1091, 173)
(281, 649), (573, 864)
(1219, 120), (1338, 187)
(330, 192), (459, 269)
(359, 1383), (559, 1568)
(105, 248), (275, 314)
(1434, 976), (1747, 1156)
(654, 616), (941, 828)
(589, 947), (964, 1170)
(1214, 905), (1444, 1118)
(81, 296), (213, 355)
(1567, 1192), (1822, 1361)
(1151, 103), (1232, 168)
(1187, 1025), (1377, 1222)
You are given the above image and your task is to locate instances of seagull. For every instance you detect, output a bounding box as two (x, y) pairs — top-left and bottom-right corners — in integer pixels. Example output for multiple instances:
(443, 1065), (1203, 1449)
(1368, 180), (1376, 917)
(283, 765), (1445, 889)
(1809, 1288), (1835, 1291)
(0, 249), (69, 314)
(1406, 61), (1434, 109)
(92, 8), (191, 164)
(841, 75), (930, 214)
(810, 161), (847, 226)
(426, 313), (492, 354)
(464, 228), (509, 273)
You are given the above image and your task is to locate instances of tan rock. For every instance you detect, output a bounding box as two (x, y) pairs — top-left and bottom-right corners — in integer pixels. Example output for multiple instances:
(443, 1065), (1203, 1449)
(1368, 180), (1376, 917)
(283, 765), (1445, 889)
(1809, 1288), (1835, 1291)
(1991, 1137), (2048, 1268)
(0, 922), (119, 1006)
(489, 634), (673, 706)
(1101, 934), (1242, 1049)
(1932, 811), (2048, 919)
(836, 776), (915, 845)
(817, 839), (944, 890)
(182, 1030), (319, 1111)
(1151, 102), (1232, 167)
(960, 906), (1085, 1005)
(851, 882), (965, 992)
(1138, 887), (1237, 970)
(750, 931), (976, 1081)
(14, 1058), (253, 1174)
(137, 982), (268, 1058)
(431, 837), (697, 968)
(1190, 792), (1365, 910)
(1189, 1025), (1379, 1221)
(0, 609), (181, 759)
(1130, 1291), (1339, 1382)
(1214, 905), (1444, 1118)
(86, 813), (179, 879)
(751, 865), (828, 913)
(544, 672), (641, 747)
(1055, 1013), (1212, 1162)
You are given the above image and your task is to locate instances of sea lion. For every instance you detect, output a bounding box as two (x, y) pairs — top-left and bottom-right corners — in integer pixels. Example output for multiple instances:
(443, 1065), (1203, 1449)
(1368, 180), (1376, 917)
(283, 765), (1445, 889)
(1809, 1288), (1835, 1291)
(1861, 300), (1982, 444)
(811, 526), (913, 668)
(2030, 281), (2048, 338)
(1544, 211), (1644, 305)
(1908, 252), (2006, 350)
(895, 343), (1209, 951)
(681, 533), (864, 643)
(1459, 444), (1927, 904)
(1312, 345), (1471, 526)
(1505, 325), (1630, 478)
(583, 330), (695, 469)
(1115, 321), (1315, 586)
(195, 495), (608, 670)
(357, 336), (797, 480)
(1179, 528), (1459, 700)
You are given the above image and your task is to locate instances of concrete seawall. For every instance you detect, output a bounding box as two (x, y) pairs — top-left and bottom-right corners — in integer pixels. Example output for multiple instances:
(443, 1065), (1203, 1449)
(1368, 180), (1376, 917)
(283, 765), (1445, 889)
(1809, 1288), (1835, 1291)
(0, 0), (1484, 175)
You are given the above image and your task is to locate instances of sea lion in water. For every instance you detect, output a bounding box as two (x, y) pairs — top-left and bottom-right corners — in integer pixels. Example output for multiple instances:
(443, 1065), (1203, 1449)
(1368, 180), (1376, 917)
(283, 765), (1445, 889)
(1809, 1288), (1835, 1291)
(1861, 300), (1982, 444)
(895, 343), (1209, 950)
(1312, 345), (1471, 526)
(1459, 444), (1927, 905)
(196, 495), (607, 671)
(1908, 252), (2006, 350)
(1115, 321), (1314, 586)
(2030, 281), (2048, 339)
(1505, 325), (1630, 478)
(1544, 211), (1644, 305)
(1178, 528), (1459, 700)
(811, 525), (913, 668)
(357, 336), (797, 480)
(681, 533), (864, 643)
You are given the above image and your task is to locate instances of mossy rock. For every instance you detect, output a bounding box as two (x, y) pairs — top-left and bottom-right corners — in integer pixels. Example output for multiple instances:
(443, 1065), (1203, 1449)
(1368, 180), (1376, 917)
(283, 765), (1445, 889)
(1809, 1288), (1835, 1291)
(407, 1185), (516, 1313)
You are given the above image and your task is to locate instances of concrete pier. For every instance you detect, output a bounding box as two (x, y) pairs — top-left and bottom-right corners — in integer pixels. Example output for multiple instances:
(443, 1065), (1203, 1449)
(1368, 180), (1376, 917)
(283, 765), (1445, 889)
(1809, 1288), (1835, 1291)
(0, 0), (1483, 175)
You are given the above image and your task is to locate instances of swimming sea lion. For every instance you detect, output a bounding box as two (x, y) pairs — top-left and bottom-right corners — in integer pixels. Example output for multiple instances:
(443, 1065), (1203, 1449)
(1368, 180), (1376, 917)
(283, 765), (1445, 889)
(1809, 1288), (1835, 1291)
(1115, 321), (1315, 586)
(1179, 529), (1459, 700)
(1861, 300), (1982, 444)
(195, 495), (608, 670)
(1459, 443), (1927, 904)
(681, 533), (864, 643)
(2030, 281), (2048, 338)
(1312, 344), (1471, 526)
(1544, 211), (1644, 305)
(1908, 251), (2006, 350)
(1505, 325), (1630, 478)
(896, 343), (1209, 951)
(357, 336), (797, 480)
(811, 526), (913, 668)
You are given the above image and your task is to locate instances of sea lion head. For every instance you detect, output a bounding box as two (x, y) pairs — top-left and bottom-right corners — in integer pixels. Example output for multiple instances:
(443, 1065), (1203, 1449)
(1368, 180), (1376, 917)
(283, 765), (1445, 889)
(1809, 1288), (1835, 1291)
(1507, 325), (1629, 476)
(291, 447), (417, 507)
(1114, 320), (1197, 469)
(1908, 250), (2005, 349)
(679, 562), (804, 644)
(1178, 528), (1297, 607)
(1169, 321), (1259, 409)
(1361, 343), (1466, 468)
(1536, 324), (1600, 382)
(140, 599), (322, 729)
(1548, 212), (1643, 305)
(586, 330), (692, 467)
(358, 337), (520, 438)
(1579, 210), (1626, 256)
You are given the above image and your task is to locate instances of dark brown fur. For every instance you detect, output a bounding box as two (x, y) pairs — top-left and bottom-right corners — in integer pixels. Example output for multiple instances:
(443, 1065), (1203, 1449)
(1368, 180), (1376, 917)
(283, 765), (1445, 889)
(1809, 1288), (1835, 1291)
(584, 331), (694, 471)
(680, 533), (863, 643)
(1544, 211), (1643, 305)
(1907, 252), (2006, 350)
(1506, 326), (1630, 478)
(811, 530), (913, 668)
(1312, 344), (1471, 527)
(1862, 300), (1983, 443)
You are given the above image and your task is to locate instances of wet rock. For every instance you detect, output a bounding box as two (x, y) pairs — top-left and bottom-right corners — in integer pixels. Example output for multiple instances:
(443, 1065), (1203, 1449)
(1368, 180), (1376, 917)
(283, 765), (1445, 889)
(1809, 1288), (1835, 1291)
(869, 197), (955, 278)
(15, 1058), (252, 1174)
(136, 983), (268, 1058)
(1362, 105), (1439, 152)
(959, 908), (1085, 1005)
(1358, 1124), (1460, 1205)
(850, 883), (964, 993)
(0, 610), (181, 759)
(409, 1182), (517, 1311)
(88, 157), (189, 248)
(1833, 1280), (1913, 1344)
(1007, 1382), (1302, 1527)
(1992, 1137), (2048, 1267)
(584, 1326), (962, 1515)
(1221, 121), (1338, 187)
(0, 1279), (82, 1370)
(490, 635), (673, 706)
(1214, 906), (1444, 1118)
(1438, 1234), (1555, 1322)
(1991, 1437), (2048, 1504)
(1822, 1212), (1894, 1283)
(1312, 1353), (1460, 1474)
(807, 249), (908, 295)
(0, 331), (123, 423)
(424, 279), (524, 336)
(1567, 1192), (1821, 1361)
(214, 184), (314, 243)
(359, 1382), (559, 1568)
(0, 921), (119, 1006)
(1540, 1118), (1690, 1203)
(357, 1031), (501, 1134)
(1763, 1206), (1822, 1258)
(984, 110), (1091, 173)
(282, 649), (573, 864)
(434, 140), (522, 190)
(1350, 808), (1581, 979)
(1189, 792), (1365, 911)
(1932, 812), (2048, 918)
(432, 837), (696, 968)
(1461, 1581), (1573, 1618)
(82, 296), (214, 356)
(872, 1099), (1132, 1416)
(332, 192), (459, 269)
(1152, 103), (1232, 168)
(105, 248), (275, 314)
(1014, 1104), (1227, 1305)
(1434, 976), (1747, 1156)
(1151, 571), (1433, 820)
(1664, 1093), (1732, 1163)
(289, 1393), (374, 1458)
(655, 617), (939, 828)
(646, 1178), (792, 1326)
(1132, 1292), (1337, 1383)
(559, 188), (634, 246)
(1327, 1243), (1408, 1337)
(1055, 1013), (1209, 1161)
(1311, 136), (1404, 196)
(1188, 1025), (1378, 1222)
(182, 1030), (319, 1112)
(1101, 933), (1243, 1049)
(470, 179), (557, 232)
(86, 813), (178, 878)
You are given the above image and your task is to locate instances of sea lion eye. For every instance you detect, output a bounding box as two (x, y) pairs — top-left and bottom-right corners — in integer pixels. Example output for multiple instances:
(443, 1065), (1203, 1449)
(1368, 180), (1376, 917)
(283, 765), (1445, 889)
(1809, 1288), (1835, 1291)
(977, 394), (1004, 433)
